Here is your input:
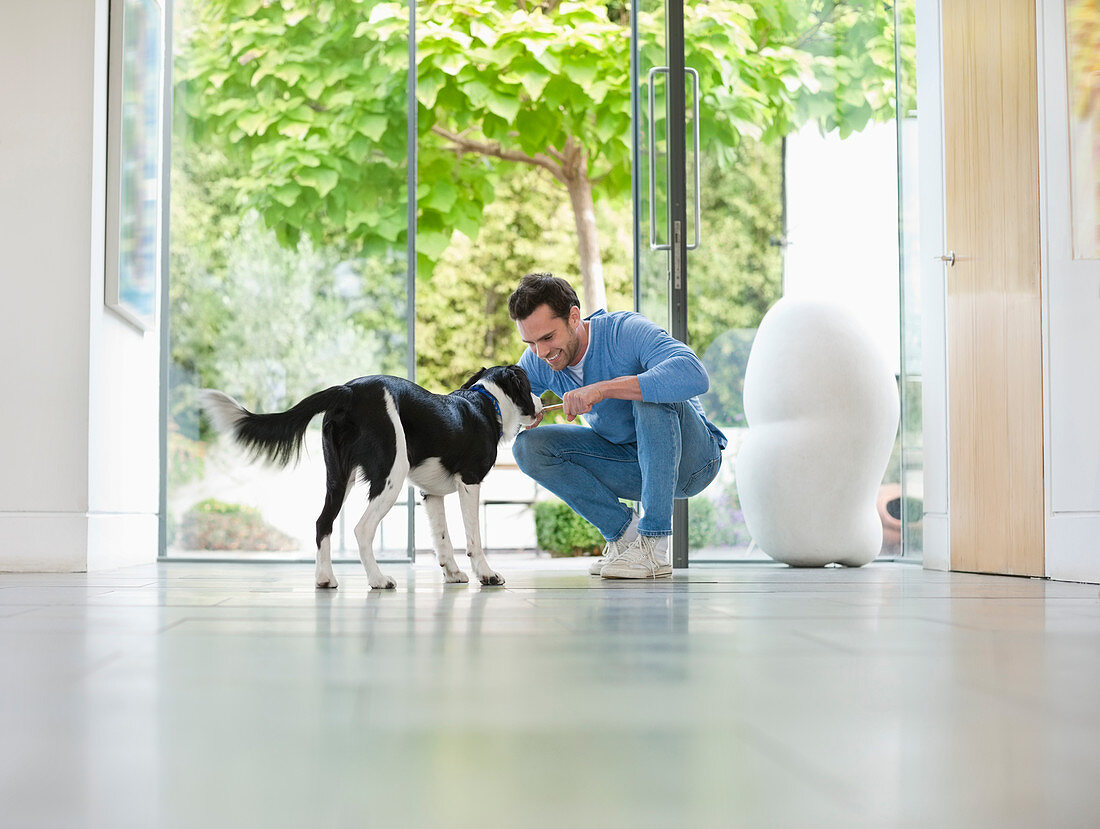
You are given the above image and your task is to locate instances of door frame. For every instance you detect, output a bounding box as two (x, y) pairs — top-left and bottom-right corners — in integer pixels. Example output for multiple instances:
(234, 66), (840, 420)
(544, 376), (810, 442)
(1038, 0), (1100, 582)
(631, 0), (692, 567)
(915, 0), (950, 570)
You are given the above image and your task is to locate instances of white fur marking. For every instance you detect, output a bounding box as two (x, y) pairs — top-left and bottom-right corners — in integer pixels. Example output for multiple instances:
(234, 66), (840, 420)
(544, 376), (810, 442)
(475, 380), (539, 444)
(315, 536), (338, 588)
(423, 494), (467, 583)
(408, 458), (459, 496)
(457, 482), (503, 586)
(352, 390), (408, 589)
(198, 389), (249, 436)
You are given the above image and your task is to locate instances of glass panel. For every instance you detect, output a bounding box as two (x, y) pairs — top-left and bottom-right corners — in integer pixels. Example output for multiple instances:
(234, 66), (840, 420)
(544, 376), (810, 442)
(636, 0), (669, 325)
(895, 0), (923, 561)
(163, 0), (916, 566)
(107, 0), (164, 330)
(166, 0), (411, 561)
(1066, 0), (1100, 259)
(688, 140), (783, 562)
(411, 1), (638, 559)
(682, 0), (909, 562)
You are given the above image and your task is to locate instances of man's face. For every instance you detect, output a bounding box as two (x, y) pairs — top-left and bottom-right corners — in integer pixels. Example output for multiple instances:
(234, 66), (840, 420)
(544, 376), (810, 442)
(516, 303), (581, 371)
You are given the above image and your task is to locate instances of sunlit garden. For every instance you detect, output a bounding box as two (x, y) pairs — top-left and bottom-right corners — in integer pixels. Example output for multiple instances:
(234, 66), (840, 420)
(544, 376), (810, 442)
(165, 0), (912, 560)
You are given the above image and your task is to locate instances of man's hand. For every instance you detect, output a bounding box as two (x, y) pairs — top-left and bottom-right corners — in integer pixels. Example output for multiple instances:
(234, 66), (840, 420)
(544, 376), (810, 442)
(562, 384), (605, 421)
(526, 377), (642, 428)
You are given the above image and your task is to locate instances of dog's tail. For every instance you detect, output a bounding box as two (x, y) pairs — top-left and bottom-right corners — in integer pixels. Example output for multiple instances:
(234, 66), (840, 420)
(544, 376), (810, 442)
(199, 386), (348, 468)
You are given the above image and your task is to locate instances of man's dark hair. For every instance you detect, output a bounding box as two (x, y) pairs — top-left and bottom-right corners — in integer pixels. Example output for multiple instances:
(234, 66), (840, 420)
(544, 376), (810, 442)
(507, 272), (580, 322)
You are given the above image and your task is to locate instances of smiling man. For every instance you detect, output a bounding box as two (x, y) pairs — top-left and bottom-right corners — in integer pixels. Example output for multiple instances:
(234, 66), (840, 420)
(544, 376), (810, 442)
(508, 272), (727, 578)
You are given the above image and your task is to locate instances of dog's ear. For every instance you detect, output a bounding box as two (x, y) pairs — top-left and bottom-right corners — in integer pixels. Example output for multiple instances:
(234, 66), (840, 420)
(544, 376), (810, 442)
(460, 367), (489, 389)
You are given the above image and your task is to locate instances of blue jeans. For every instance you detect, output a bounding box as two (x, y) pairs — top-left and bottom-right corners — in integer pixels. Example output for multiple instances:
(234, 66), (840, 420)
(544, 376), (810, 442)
(512, 401), (723, 541)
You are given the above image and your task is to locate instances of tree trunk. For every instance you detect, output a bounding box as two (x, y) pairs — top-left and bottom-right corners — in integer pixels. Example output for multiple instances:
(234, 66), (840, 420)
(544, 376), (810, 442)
(434, 126), (608, 314)
(562, 157), (606, 315)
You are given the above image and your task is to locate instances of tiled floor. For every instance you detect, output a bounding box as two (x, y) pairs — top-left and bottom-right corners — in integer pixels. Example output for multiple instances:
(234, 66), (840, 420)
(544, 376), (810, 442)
(2, 559), (1099, 829)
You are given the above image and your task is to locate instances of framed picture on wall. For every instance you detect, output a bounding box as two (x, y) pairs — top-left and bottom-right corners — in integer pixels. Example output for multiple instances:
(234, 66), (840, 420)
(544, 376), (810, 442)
(105, 0), (166, 331)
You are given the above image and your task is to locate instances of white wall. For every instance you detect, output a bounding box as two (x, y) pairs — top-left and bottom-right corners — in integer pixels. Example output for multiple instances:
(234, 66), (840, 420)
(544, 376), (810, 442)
(0, 0), (161, 571)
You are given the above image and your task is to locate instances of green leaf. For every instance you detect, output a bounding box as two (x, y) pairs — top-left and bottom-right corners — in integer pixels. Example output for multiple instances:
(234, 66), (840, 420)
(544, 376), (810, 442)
(347, 134), (373, 163)
(532, 49), (561, 75)
(518, 66), (551, 99)
(469, 19), (498, 47)
(568, 61), (598, 89)
(271, 184), (299, 207)
(277, 121), (310, 140)
(417, 73), (446, 109)
(297, 167), (339, 197)
(238, 110), (271, 135)
(345, 205), (379, 232)
(294, 152), (322, 168)
(368, 3), (403, 25)
(481, 112), (508, 140)
(421, 180), (457, 212)
(514, 108), (552, 155)
(436, 53), (467, 77)
(486, 89), (520, 123)
(357, 113), (389, 142)
(416, 227), (451, 259)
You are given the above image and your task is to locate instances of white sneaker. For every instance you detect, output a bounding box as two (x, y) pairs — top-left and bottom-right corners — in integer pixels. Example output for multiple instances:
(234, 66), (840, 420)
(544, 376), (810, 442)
(587, 508), (640, 575)
(600, 535), (672, 579)
(589, 538), (625, 575)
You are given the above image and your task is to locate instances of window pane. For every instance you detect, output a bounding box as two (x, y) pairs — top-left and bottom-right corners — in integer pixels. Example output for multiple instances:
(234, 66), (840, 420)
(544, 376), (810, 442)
(166, 0), (411, 561)
(684, 0), (913, 563)
(1067, 0), (1100, 259)
(412, 0), (635, 561)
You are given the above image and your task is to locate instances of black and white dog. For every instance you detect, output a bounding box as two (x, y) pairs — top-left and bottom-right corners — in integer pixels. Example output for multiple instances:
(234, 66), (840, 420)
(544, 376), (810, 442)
(200, 366), (541, 589)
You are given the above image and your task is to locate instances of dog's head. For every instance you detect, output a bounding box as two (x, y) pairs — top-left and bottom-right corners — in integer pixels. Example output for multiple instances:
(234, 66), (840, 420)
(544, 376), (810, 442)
(462, 365), (541, 436)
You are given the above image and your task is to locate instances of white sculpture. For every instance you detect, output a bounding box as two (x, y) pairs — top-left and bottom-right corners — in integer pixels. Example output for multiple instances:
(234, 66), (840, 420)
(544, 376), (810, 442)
(735, 298), (900, 567)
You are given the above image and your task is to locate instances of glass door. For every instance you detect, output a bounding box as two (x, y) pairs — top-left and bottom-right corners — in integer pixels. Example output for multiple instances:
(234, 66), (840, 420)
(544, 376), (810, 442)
(635, 1), (910, 566)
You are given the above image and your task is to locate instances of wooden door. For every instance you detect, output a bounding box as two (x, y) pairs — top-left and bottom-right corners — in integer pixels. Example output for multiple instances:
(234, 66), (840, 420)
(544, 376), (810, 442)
(942, 0), (1045, 575)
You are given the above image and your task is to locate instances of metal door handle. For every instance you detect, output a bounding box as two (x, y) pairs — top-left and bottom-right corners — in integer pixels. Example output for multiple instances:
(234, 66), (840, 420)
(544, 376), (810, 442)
(937, 250), (957, 266)
(648, 67), (701, 252)
(648, 66), (670, 252)
(686, 67), (700, 251)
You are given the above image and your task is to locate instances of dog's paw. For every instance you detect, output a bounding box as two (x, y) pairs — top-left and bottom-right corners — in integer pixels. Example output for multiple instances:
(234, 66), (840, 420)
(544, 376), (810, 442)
(479, 571), (505, 586)
(369, 575), (397, 590)
(315, 577), (339, 590)
(443, 570), (469, 584)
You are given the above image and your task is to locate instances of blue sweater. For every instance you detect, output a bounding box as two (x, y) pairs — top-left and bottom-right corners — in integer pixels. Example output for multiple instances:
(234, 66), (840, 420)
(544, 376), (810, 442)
(518, 310), (728, 449)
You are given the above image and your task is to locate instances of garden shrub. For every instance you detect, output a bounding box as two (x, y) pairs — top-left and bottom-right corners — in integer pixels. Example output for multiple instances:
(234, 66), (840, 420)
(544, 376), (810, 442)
(178, 498), (300, 552)
(535, 497), (741, 555)
(534, 500), (605, 558)
(688, 497), (718, 550)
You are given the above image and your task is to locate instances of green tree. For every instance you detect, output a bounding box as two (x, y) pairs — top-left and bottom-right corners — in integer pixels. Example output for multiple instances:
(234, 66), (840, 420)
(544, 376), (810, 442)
(176, 0), (903, 312)
(418, 166), (632, 392)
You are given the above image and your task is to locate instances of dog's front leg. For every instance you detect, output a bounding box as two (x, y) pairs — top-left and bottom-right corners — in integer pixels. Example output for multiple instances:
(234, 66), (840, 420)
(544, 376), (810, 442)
(457, 482), (504, 586)
(422, 493), (468, 583)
